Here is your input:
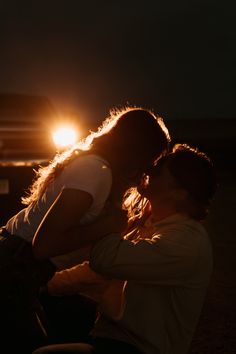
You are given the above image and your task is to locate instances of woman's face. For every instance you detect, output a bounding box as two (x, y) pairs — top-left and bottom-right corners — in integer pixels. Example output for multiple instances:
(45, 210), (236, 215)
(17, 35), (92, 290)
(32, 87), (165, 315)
(123, 157), (155, 188)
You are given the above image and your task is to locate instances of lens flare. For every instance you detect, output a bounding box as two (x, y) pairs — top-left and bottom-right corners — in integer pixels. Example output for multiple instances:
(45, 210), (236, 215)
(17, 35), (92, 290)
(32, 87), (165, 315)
(52, 126), (78, 148)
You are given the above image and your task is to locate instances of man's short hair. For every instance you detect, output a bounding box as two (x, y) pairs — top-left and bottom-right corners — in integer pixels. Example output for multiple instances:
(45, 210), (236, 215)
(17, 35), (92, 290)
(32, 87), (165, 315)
(166, 144), (217, 219)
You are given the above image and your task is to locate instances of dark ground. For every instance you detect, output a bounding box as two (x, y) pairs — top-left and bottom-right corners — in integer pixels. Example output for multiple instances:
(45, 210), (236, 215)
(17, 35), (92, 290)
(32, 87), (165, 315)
(189, 166), (236, 353)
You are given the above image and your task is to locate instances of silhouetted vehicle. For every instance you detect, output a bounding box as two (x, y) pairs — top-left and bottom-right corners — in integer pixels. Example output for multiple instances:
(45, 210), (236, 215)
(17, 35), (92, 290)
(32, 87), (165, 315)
(0, 93), (59, 224)
(0, 93), (58, 161)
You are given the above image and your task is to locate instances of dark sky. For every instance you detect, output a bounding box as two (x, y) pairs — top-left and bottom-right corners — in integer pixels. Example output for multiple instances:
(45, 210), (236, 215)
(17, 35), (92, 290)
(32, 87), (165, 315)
(0, 0), (235, 124)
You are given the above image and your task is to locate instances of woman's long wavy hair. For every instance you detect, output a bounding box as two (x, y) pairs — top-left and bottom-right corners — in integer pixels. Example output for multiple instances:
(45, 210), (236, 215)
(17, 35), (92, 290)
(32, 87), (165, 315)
(22, 106), (170, 215)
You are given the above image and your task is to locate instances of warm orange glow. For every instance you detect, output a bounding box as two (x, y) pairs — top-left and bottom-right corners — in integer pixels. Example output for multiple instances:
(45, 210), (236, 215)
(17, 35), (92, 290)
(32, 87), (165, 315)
(52, 126), (78, 148)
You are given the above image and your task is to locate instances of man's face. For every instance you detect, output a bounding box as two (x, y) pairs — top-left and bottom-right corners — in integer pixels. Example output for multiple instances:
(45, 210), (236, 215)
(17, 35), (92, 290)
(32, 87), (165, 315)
(142, 162), (181, 205)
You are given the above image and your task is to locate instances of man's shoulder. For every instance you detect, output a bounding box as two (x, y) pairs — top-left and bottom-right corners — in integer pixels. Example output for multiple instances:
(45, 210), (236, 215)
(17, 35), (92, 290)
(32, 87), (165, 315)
(151, 215), (209, 249)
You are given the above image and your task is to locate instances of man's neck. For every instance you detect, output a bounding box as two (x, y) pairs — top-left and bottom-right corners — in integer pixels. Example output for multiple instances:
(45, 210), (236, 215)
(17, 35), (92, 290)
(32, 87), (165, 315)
(150, 204), (178, 223)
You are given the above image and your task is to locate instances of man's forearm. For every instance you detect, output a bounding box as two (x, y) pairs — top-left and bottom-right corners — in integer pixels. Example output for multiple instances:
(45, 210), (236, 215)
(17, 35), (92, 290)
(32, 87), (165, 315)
(90, 233), (196, 282)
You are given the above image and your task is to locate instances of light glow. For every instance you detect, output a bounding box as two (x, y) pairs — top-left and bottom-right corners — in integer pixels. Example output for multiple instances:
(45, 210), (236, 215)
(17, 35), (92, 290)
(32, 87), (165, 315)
(52, 126), (78, 148)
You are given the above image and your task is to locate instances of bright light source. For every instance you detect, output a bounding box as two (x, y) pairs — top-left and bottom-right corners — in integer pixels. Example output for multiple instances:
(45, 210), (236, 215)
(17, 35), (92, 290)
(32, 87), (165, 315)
(52, 126), (78, 148)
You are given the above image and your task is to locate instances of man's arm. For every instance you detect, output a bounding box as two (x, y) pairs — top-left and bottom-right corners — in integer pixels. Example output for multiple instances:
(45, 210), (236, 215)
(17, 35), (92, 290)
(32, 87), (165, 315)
(47, 261), (126, 320)
(89, 230), (199, 283)
(47, 261), (110, 298)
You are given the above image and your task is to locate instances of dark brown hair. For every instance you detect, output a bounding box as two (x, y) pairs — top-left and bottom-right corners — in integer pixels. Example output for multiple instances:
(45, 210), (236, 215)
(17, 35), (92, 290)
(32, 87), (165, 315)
(165, 143), (217, 220)
(22, 106), (170, 206)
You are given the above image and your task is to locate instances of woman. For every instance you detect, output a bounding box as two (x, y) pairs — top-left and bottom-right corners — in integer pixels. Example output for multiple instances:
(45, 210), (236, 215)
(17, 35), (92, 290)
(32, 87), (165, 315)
(0, 106), (170, 353)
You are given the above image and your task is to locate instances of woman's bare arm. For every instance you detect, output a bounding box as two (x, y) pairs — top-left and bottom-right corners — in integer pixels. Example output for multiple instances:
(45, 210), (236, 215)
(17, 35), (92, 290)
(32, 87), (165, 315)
(33, 190), (128, 260)
(32, 188), (93, 259)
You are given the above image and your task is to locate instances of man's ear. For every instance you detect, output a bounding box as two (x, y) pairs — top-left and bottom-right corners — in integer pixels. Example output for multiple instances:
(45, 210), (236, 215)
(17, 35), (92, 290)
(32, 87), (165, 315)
(174, 188), (188, 201)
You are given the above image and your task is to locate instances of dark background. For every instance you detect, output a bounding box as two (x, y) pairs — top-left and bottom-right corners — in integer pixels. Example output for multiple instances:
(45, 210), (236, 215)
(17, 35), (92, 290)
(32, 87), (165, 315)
(0, 0), (235, 124)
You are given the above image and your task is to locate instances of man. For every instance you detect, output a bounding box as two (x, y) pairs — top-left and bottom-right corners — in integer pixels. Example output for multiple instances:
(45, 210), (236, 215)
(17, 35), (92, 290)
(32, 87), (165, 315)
(33, 143), (217, 354)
